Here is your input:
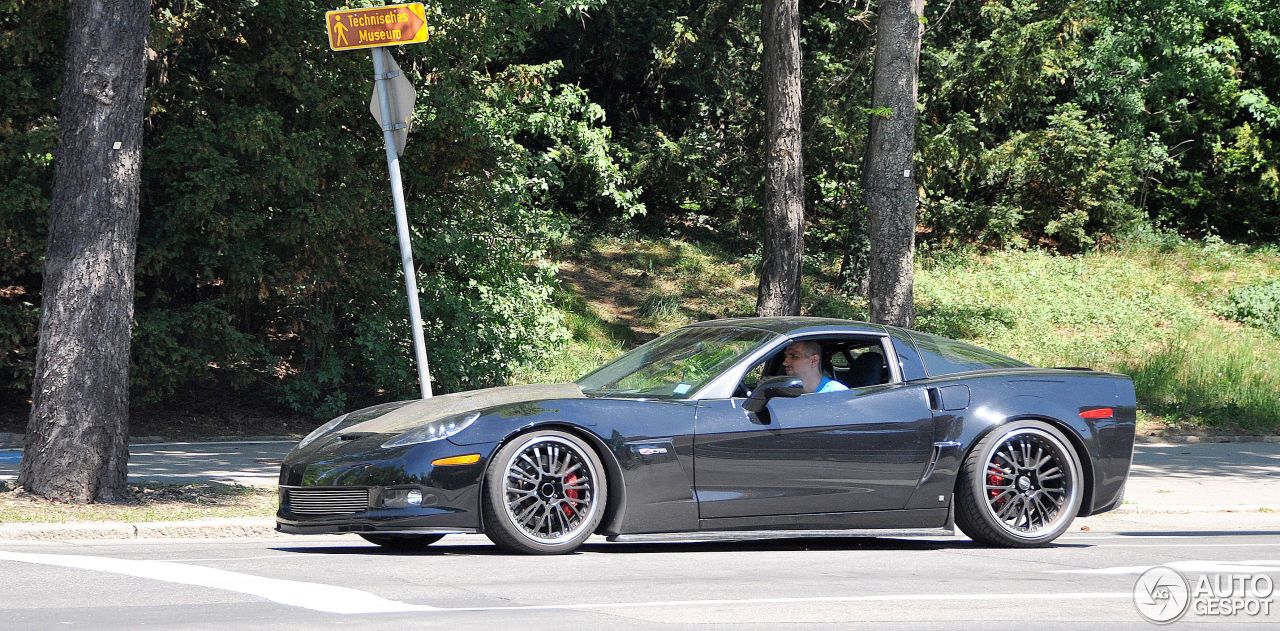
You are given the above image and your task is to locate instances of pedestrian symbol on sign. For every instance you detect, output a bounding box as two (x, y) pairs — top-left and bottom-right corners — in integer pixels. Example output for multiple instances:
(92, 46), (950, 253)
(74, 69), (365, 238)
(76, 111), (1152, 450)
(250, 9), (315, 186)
(331, 15), (349, 47)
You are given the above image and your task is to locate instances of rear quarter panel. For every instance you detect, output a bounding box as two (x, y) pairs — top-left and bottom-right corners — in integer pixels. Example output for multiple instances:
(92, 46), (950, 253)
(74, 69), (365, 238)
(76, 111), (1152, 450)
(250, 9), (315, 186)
(909, 369), (1137, 516)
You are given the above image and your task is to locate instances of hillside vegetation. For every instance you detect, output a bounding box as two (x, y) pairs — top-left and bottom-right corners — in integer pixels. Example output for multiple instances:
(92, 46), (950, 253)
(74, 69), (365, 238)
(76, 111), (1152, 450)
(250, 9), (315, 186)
(518, 234), (1280, 433)
(2, 2), (1276, 433)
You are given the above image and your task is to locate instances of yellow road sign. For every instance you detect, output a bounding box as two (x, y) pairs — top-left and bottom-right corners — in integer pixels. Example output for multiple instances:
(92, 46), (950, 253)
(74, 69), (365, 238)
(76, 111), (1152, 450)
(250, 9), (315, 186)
(326, 3), (428, 51)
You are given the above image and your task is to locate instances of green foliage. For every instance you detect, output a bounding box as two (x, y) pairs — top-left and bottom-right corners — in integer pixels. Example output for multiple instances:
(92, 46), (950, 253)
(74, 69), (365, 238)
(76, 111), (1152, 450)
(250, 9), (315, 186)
(1, 0), (637, 417)
(1214, 280), (1280, 336)
(1078, 0), (1280, 240)
(980, 105), (1149, 250)
(0, 1), (64, 403)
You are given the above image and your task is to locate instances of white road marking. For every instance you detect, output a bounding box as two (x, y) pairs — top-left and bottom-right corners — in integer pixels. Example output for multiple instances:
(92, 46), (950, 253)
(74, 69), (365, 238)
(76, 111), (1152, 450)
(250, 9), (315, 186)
(444, 591), (1134, 613)
(1060, 535), (1280, 541)
(1066, 543), (1280, 548)
(156, 555), (294, 562)
(0, 549), (1134, 615)
(0, 551), (436, 614)
(1053, 560), (1280, 575)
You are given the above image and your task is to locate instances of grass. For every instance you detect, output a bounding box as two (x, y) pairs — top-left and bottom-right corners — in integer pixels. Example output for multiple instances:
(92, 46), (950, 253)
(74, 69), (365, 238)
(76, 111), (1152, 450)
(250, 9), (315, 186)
(1128, 325), (1280, 432)
(521, 232), (1280, 433)
(912, 238), (1280, 431)
(0, 482), (277, 523)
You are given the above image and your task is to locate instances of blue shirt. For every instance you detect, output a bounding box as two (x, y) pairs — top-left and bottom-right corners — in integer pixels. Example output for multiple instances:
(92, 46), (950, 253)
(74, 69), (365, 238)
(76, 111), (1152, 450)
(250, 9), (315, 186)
(816, 376), (849, 393)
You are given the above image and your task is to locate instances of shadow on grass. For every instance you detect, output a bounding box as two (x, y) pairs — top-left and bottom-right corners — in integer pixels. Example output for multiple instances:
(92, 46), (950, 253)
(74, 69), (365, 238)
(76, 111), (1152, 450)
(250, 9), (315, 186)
(914, 303), (1017, 339)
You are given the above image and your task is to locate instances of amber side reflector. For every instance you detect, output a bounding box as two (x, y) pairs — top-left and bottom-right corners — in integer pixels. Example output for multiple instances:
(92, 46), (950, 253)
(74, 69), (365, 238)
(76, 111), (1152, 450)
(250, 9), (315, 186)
(432, 454), (481, 466)
(1079, 407), (1115, 419)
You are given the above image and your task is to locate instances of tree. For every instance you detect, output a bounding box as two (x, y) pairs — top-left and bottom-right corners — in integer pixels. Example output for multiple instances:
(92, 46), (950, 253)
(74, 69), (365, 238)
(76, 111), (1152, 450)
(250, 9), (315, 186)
(864, 0), (925, 328)
(19, 0), (149, 502)
(756, 0), (804, 317)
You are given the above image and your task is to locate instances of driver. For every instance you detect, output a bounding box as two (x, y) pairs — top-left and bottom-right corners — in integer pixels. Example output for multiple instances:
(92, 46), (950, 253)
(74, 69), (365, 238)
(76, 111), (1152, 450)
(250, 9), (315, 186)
(782, 341), (850, 394)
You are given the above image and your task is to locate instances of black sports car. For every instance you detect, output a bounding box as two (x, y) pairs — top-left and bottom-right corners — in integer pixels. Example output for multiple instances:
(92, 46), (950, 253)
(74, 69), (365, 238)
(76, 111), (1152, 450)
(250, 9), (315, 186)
(277, 317), (1137, 554)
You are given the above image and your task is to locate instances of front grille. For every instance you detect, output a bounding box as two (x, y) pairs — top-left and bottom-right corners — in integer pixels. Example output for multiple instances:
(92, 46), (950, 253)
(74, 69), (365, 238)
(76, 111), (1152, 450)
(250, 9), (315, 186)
(284, 487), (371, 515)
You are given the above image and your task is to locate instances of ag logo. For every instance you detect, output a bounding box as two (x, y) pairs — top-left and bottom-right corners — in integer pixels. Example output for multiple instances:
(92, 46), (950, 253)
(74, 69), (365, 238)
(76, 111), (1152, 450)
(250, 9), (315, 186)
(1134, 566), (1191, 624)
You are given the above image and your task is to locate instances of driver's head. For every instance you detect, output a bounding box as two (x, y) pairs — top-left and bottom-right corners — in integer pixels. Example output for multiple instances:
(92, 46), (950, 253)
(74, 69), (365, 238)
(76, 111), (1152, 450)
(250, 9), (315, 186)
(782, 341), (822, 380)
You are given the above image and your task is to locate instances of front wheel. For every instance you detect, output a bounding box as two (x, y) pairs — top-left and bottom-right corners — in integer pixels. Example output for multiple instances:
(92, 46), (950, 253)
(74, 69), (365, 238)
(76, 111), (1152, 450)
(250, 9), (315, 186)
(482, 429), (607, 554)
(955, 420), (1084, 547)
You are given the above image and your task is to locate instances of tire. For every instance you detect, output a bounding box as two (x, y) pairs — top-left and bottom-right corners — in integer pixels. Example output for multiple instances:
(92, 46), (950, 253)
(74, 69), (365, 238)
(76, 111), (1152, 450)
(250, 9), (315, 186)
(954, 420), (1084, 547)
(358, 533), (445, 550)
(482, 429), (607, 554)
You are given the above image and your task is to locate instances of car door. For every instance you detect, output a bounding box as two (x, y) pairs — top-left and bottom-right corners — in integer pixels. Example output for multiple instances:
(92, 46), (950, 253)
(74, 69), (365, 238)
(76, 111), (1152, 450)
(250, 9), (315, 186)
(693, 340), (935, 519)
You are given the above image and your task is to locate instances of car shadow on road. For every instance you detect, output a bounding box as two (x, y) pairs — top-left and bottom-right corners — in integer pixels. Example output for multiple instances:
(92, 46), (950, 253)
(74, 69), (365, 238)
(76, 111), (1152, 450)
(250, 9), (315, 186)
(271, 535), (1091, 556)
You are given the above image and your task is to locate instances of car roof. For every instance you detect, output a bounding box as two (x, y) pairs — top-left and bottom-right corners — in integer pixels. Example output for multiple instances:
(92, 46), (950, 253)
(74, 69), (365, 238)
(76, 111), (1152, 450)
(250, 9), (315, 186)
(686, 316), (891, 336)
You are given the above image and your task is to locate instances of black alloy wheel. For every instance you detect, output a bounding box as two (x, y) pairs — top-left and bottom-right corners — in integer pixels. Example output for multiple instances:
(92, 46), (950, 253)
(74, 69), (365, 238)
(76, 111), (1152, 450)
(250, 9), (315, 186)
(955, 420), (1084, 547)
(482, 429), (607, 554)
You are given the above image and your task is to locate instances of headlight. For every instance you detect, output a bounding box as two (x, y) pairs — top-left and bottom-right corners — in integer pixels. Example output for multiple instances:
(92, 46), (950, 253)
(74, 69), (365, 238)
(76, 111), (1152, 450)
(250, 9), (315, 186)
(296, 413), (350, 450)
(381, 412), (480, 448)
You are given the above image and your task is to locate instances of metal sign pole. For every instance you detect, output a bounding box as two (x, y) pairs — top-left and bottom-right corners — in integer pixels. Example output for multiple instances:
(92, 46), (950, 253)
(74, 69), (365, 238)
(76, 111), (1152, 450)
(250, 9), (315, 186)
(371, 47), (433, 398)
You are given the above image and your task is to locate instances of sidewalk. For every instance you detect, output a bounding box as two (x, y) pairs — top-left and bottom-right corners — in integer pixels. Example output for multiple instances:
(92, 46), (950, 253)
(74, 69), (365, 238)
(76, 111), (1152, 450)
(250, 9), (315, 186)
(0, 438), (292, 488)
(3, 440), (1279, 540)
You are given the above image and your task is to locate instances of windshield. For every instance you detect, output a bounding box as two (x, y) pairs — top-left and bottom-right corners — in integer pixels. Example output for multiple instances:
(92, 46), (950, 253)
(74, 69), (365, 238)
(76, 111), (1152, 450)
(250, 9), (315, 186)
(577, 326), (777, 399)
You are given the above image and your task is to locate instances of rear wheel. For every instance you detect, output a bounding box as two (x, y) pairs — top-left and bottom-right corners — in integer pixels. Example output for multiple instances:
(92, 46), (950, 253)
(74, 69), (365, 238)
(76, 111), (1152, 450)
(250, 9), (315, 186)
(357, 533), (445, 550)
(955, 420), (1083, 547)
(482, 429), (607, 554)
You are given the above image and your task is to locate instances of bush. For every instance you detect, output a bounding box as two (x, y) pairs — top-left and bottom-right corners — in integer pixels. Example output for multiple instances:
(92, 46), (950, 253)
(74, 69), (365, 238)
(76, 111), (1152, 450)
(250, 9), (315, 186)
(1214, 280), (1280, 337)
(980, 105), (1148, 251)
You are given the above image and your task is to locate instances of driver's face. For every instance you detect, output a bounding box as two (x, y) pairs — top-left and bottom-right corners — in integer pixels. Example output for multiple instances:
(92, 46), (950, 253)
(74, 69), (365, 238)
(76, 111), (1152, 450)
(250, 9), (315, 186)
(782, 347), (816, 375)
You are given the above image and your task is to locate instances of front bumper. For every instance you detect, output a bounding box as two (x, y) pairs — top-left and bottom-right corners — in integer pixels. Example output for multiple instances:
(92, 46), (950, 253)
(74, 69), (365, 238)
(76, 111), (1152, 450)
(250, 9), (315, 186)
(275, 436), (498, 535)
(276, 488), (480, 535)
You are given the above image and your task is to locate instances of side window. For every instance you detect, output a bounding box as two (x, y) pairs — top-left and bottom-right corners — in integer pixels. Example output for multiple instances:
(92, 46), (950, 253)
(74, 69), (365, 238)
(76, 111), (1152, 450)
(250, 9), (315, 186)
(829, 351), (850, 370)
(909, 331), (1029, 377)
(740, 360), (766, 392)
(788, 335), (896, 389)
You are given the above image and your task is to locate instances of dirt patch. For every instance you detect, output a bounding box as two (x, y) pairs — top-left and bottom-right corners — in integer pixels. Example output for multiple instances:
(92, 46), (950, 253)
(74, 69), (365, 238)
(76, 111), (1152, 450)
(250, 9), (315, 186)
(0, 482), (276, 523)
(1136, 414), (1261, 439)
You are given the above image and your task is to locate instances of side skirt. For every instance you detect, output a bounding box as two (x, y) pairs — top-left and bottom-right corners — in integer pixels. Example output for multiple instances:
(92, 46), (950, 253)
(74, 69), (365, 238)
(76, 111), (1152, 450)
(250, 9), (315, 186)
(605, 507), (952, 540)
(697, 507), (950, 532)
(607, 527), (954, 543)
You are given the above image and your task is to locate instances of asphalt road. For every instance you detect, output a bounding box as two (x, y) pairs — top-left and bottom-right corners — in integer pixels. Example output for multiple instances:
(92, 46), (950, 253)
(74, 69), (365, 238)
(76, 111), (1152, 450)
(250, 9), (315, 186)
(1, 522), (1279, 630)
(3, 441), (1280, 628)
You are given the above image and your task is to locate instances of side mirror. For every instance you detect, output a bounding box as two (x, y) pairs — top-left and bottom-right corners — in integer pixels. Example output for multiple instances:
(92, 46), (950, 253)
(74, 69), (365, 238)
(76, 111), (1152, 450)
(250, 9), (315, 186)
(743, 375), (805, 423)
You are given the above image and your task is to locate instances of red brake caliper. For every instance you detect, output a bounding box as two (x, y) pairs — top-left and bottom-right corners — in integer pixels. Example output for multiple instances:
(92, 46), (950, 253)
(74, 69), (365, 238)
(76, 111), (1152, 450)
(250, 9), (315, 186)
(563, 473), (580, 517)
(987, 465), (1007, 509)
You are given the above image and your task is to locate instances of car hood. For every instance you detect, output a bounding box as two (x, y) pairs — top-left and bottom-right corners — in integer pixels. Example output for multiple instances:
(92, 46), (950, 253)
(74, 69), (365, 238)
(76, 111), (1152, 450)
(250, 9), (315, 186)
(340, 382), (585, 436)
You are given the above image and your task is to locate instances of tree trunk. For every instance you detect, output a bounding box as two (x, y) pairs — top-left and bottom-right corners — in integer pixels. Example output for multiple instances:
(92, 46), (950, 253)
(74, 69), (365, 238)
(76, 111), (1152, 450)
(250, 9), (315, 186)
(20, 0), (150, 502)
(756, 0), (804, 317)
(864, 0), (924, 328)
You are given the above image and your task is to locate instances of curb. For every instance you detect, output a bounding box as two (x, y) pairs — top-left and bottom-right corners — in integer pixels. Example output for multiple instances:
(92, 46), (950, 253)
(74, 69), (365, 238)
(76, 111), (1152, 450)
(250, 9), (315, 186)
(1136, 435), (1280, 444)
(0, 518), (281, 541)
(1113, 505), (1280, 514)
